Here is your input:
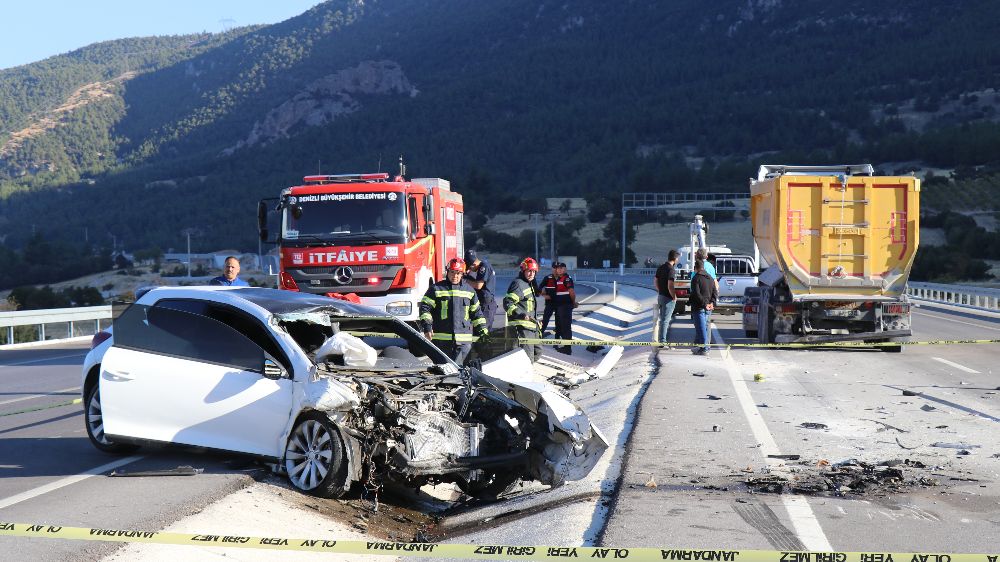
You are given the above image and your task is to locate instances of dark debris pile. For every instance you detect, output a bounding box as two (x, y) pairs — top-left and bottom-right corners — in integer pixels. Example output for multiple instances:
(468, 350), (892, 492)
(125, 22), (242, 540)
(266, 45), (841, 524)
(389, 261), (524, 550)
(745, 459), (940, 497)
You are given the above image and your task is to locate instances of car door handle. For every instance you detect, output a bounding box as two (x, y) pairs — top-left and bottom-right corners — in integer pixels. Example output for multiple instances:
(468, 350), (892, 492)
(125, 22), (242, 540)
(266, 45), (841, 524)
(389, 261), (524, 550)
(103, 370), (133, 381)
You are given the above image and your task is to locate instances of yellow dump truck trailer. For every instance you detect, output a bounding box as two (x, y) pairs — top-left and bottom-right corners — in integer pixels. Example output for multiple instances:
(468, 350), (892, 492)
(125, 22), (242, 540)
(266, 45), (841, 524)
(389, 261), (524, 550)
(749, 164), (920, 350)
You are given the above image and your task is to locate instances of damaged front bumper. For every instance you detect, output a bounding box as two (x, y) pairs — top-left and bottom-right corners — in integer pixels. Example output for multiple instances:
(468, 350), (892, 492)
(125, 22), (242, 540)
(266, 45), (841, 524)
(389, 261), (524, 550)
(480, 349), (608, 487)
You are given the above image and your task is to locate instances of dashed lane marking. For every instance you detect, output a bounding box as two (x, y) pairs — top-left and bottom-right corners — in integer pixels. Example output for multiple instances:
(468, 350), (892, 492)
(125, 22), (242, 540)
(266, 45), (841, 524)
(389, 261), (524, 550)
(0, 455), (143, 510)
(713, 324), (834, 552)
(0, 386), (81, 406)
(932, 357), (981, 374)
(0, 352), (87, 368)
(912, 309), (1000, 332)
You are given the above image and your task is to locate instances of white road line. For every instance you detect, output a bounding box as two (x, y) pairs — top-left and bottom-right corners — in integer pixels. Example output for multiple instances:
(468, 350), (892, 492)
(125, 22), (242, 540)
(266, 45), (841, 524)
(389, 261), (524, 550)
(0, 386), (81, 406)
(931, 357), (981, 374)
(713, 325), (834, 551)
(0, 455), (143, 510)
(0, 352), (87, 368)
(577, 283), (601, 304)
(912, 310), (1000, 332)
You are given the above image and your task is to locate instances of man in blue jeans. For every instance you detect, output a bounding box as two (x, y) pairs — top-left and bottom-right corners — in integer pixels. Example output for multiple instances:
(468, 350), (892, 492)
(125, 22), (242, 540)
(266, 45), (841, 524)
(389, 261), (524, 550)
(653, 250), (680, 344)
(688, 258), (718, 355)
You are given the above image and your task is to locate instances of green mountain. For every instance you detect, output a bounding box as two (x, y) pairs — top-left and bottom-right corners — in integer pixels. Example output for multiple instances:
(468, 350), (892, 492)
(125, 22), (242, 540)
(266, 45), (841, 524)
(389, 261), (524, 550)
(1, 0), (999, 268)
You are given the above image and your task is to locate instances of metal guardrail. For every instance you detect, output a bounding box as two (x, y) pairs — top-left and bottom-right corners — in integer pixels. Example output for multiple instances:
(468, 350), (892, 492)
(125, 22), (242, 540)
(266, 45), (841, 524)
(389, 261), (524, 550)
(907, 282), (1000, 311)
(0, 305), (112, 347)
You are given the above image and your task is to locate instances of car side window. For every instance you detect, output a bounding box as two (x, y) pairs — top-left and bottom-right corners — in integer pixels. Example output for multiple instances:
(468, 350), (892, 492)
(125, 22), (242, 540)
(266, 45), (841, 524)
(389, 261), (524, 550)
(113, 304), (264, 372)
(155, 299), (291, 371)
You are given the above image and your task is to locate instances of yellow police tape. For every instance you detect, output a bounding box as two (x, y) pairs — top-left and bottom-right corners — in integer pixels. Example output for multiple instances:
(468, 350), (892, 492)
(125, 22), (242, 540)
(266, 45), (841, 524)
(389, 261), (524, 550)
(1, 522), (995, 561)
(346, 331), (1000, 349)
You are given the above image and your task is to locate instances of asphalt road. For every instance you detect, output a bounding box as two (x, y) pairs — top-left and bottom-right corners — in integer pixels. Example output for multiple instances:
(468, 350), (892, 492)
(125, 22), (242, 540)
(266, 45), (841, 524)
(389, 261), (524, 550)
(604, 299), (1000, 553)
(2, 288), (998, 558)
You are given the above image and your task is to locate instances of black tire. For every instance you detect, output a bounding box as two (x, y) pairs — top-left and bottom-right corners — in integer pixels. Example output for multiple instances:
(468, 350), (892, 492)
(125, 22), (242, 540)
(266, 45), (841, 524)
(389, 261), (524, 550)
(84, 383), (138, 454)
(285, 412), (349, 498)
(745, 330), (758, 339)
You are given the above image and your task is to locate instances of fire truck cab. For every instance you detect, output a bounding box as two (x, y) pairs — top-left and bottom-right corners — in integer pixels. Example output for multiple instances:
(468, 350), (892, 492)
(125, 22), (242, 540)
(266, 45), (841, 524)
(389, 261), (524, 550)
(259, 173), (464, 321)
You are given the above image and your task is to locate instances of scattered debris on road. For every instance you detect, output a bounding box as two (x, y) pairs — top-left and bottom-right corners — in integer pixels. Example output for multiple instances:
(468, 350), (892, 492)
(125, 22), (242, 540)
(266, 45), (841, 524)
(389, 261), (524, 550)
(110, 465), (204, 477)
(799, 422), (828, 430)
(745, 458), (942, 497)
(932, 442), (982, 450)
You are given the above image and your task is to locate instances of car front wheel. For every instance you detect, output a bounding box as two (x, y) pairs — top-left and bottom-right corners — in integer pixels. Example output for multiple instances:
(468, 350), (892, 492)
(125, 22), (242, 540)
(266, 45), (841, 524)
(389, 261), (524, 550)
(84, 384), (138, 454)
(285, 412), (348, 497)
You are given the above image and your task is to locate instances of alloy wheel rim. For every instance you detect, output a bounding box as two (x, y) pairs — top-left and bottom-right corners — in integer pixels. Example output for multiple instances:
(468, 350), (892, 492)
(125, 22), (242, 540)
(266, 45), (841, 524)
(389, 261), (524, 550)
(87, 390), (111, 445)
(286, 420), (333, 490)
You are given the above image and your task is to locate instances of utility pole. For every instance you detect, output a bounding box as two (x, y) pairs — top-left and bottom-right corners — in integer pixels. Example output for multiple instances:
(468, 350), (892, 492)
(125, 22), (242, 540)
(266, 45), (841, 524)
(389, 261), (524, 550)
(186, 231), (192, 278)
(534, 223), (539, 260)
(550, 217), (555, 264)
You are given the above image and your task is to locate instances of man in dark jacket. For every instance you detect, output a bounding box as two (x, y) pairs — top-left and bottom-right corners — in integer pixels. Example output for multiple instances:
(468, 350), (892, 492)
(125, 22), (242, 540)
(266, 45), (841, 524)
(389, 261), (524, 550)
(688, 258), (718, 355)
(419, 258), (489, 365)
(504, 257), (541, 363)
(463, 249), (497, 331)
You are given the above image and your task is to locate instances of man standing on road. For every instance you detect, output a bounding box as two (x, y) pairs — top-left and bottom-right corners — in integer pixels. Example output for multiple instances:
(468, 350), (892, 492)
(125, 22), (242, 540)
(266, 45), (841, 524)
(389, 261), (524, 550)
(538, 263), (559, 336)
(550, 262), (578, 354)
(654, 249), (680, 344)
(419, 258), (489, 365)
(689, 258), (718, 356)
(695, 248), (719, 290)
(504, 258), (542, 363)
(209, 256), (250, 286)
(463, 249), (498, 331)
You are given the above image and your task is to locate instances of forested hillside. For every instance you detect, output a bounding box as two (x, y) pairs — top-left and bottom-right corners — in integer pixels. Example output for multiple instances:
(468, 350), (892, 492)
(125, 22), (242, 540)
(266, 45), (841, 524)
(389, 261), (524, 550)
(1, 0), (999, 287)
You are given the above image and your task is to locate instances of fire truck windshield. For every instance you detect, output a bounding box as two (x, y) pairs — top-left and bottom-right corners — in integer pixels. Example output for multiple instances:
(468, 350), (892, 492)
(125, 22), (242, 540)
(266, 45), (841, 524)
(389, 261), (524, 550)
(282, 193), (406, 245)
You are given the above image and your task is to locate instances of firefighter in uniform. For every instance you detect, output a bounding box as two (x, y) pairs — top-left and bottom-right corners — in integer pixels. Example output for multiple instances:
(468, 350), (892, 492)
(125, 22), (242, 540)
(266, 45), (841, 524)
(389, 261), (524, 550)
(550, 262), (579, 354)
(504, 257), (542, 363)
(419, 258), (488, 366)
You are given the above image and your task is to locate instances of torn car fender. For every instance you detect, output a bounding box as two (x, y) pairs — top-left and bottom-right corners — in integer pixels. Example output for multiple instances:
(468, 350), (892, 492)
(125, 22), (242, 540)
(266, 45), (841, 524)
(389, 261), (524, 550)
(479, 349), (608, 486)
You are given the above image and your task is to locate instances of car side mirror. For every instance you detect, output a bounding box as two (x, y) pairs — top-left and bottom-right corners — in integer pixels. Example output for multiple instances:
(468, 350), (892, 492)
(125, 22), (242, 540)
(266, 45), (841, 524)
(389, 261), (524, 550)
(263, 358), (287, 380)
(290, 204), (303, 220)
(424, 223), (435, 235)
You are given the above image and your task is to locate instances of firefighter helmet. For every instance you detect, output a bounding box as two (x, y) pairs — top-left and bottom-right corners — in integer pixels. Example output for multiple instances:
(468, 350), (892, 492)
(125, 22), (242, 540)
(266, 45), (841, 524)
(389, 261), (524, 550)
(447, 258), (467, 272)
(520, 257), (539, 272)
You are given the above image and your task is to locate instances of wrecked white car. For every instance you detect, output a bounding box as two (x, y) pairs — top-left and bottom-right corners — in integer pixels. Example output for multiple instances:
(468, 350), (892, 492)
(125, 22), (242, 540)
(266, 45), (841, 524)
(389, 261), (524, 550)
(81, 287), (606, 498)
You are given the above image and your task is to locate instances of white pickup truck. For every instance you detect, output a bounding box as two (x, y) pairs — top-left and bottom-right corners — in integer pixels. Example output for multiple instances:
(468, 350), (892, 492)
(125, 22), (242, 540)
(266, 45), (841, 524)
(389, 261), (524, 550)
(714, 254), (758, 315)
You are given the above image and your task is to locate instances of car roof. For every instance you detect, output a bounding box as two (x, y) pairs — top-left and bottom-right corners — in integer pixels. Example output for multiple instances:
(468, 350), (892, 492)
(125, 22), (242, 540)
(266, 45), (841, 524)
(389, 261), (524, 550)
(136, 286), (383, 317)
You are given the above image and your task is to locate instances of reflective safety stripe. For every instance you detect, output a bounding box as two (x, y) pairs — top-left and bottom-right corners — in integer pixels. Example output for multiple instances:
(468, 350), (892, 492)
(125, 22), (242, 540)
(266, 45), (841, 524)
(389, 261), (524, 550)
(440, 300), (449, 320)
(419, 313), (433, 322)
(421, 296), (435, 306)
(505, 292), (521, 303)
(472, 317), (486, 327)
(521, 288), (533, 297)
(469, 301), (480, 312)
(431, 332), (477, 342)
(506, 305), (518, 316)
(435, 290), (475, 298)
(508, 319), (537, 329)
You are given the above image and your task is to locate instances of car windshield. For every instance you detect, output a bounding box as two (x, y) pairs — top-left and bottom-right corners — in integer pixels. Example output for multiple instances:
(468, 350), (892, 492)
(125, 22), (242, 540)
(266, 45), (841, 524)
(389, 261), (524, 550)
(278, 314), (454, 370)
(282, 192), (406, 244)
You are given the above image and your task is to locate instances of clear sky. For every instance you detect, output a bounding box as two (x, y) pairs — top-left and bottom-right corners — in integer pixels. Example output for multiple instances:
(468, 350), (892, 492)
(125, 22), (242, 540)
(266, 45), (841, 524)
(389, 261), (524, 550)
(0, 1), (323, 70)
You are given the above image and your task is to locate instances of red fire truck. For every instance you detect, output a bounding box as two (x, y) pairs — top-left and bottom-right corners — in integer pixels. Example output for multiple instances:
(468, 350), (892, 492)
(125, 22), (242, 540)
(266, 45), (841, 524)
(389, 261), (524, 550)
(258, 173), (464, 321)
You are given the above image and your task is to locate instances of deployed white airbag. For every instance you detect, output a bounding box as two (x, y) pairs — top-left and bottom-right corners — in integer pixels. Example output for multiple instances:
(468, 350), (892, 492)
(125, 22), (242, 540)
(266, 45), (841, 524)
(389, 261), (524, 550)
(315, 332), (377, 367)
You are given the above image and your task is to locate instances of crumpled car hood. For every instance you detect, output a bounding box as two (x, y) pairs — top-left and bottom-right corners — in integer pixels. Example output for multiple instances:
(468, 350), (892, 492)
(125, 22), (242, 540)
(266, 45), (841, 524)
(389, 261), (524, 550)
(479, 349), (608, 486)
